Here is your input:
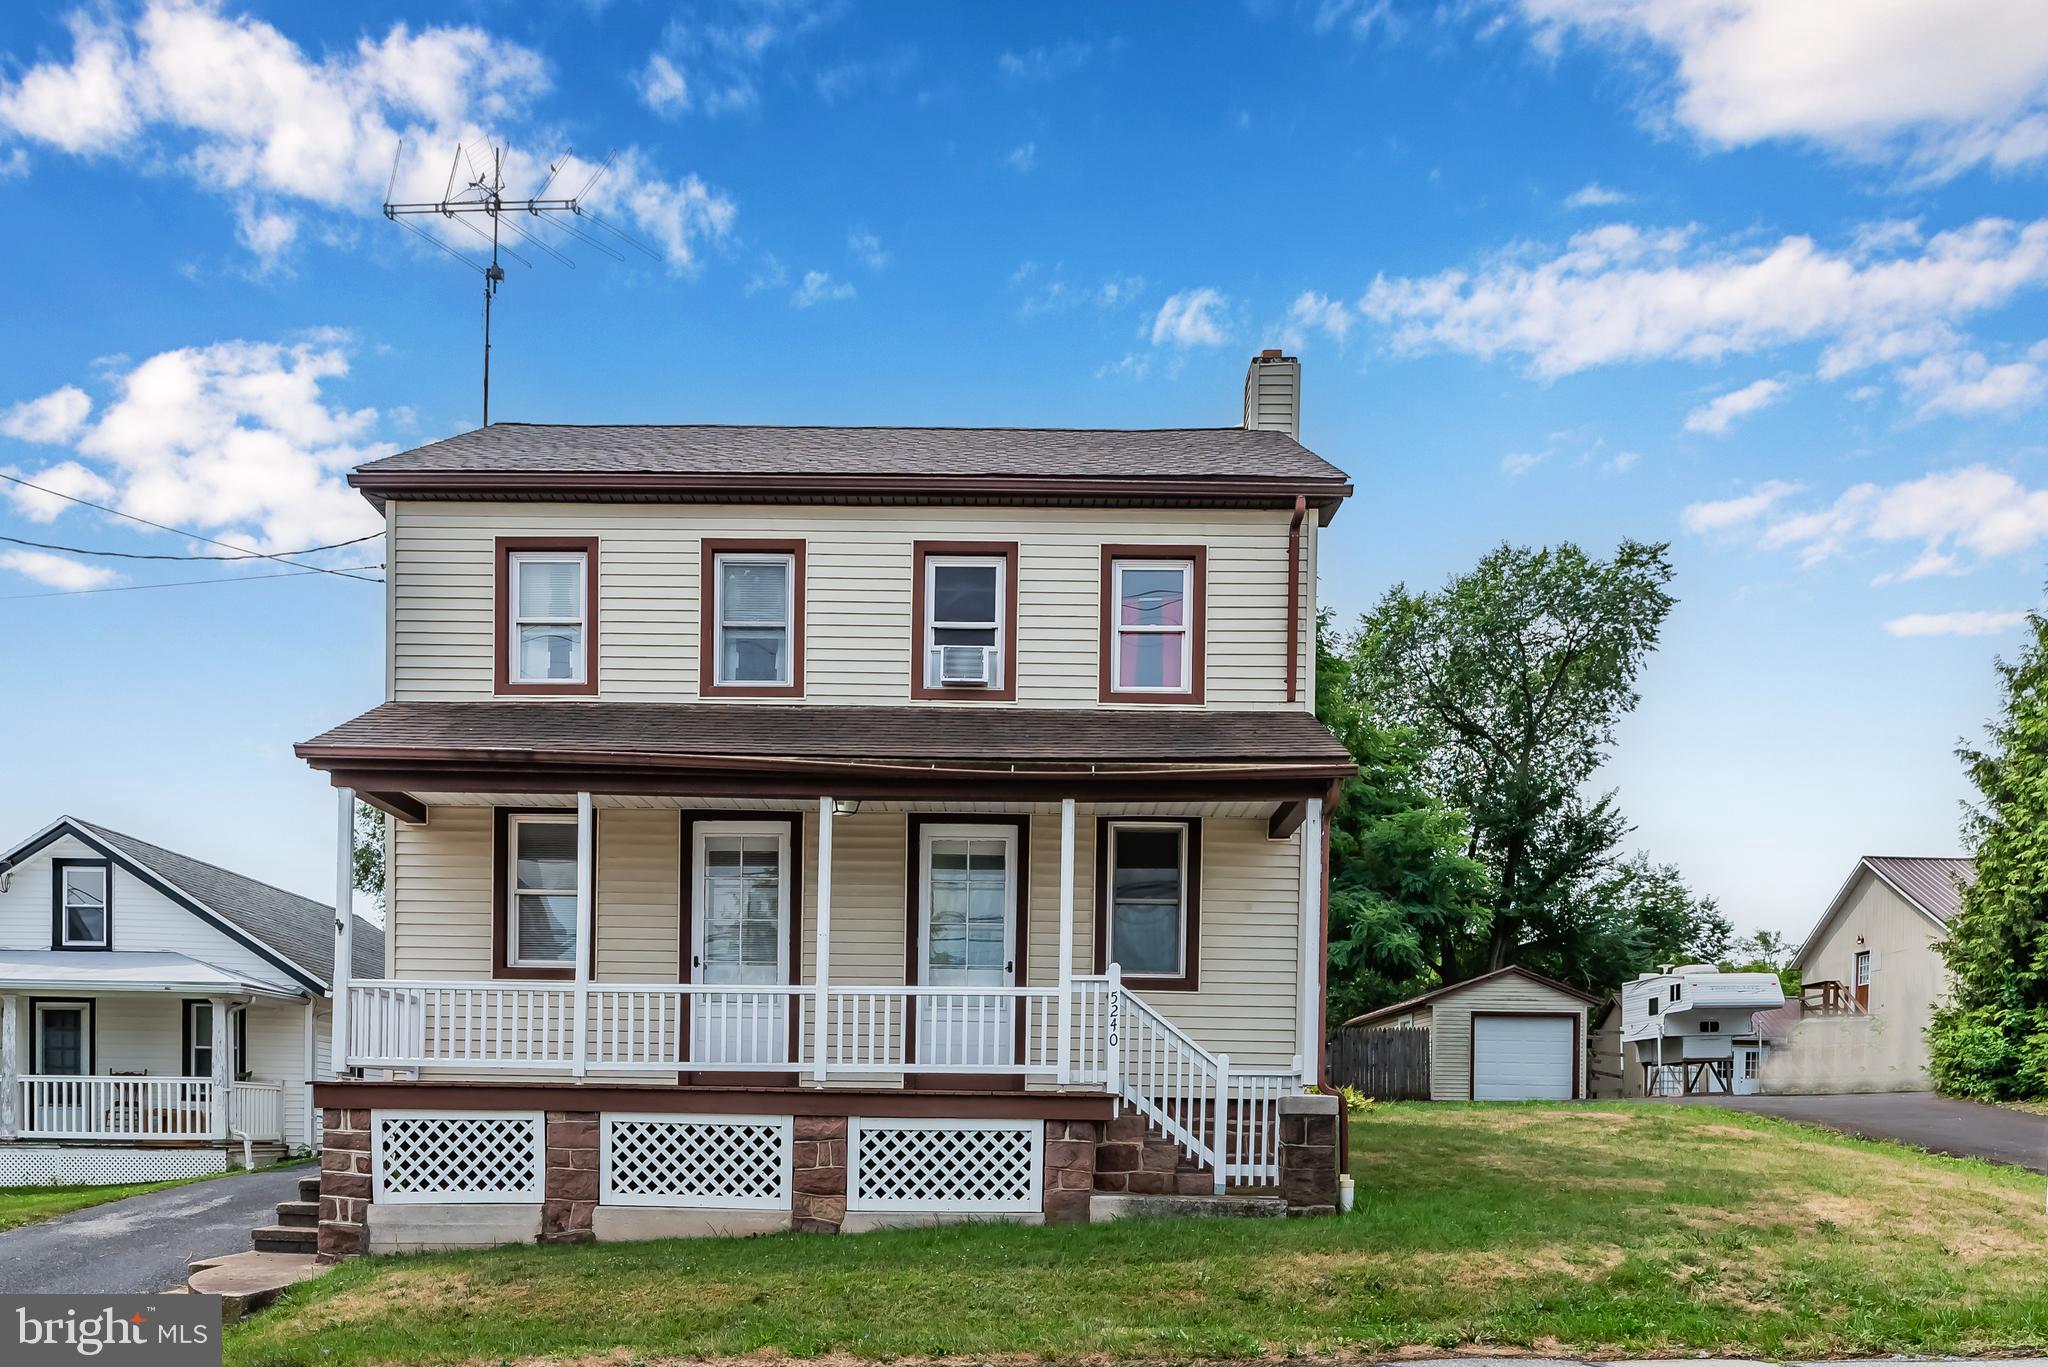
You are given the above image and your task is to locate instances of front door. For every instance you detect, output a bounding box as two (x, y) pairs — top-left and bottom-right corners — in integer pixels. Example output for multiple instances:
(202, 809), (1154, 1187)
(689, 821), (792, 1070)
(1734, 1046), (1763, 1095)
(915, 824), (1019, 1070)
(1853, 950), (1871, 1010)
(31, 1002), (90, 1133)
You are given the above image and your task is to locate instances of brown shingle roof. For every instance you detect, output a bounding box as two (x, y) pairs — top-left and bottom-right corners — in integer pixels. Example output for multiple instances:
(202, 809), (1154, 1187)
(1336, 965), (1603, 1028)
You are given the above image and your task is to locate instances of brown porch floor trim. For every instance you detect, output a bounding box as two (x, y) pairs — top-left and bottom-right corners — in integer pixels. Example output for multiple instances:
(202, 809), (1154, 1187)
(315, 1080), (1114, 1120)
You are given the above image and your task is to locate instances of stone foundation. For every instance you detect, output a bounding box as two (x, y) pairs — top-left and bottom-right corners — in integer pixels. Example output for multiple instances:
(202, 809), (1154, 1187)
(542, 1110), (599, 1244)
(1043, 1118), (1098, 1223)
(1276, 1094), (1339, 1215)
(315, 1107), (370, 1261)
(791, 1114), (847, 1232)
(1093, 1110), (1216, 1196)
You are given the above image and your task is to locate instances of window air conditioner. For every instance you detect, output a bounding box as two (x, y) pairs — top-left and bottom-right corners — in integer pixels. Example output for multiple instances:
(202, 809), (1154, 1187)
(934, 644), (997, 687)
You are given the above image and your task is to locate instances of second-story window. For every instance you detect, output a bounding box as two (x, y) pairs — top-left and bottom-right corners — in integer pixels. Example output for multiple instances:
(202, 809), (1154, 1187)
(54, 861), (110, 949)
(1100, 545), (1206, 703)
(701, 540), (805, 697)
(496, 538), (598, 695)
(913, 542), (1018, 700)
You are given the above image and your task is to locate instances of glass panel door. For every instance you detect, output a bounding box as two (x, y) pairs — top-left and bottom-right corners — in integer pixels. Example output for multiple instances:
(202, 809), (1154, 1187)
(917, 826), (1018, 1068)
(691, 824), (791, 1067)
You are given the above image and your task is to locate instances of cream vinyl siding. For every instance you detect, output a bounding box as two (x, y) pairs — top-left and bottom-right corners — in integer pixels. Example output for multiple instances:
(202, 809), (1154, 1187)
(385, 806), (1310, 1076)
(390, 502), (1309, 709)
(1426, 976), (1590, 1102)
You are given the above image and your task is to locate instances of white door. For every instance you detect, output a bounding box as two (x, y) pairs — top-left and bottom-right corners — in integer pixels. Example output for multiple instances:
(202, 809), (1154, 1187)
(1471, 1014), (1576, 1100)
(916, 825), (1018, 1069)
(690, 822), (792, 1067)
(1734, 1046), (1763, 1095)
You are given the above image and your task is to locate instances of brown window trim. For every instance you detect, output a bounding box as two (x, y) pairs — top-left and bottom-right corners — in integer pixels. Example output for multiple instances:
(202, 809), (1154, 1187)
(904, 813), (1031, 1087)
(494, 536), (600, 696)
(698, 539), (806, 698)
(910, 541), (1020, 702)
(492, 806), (592, 981)
(679, 810), (805, 1085)
(1092, 816), (1201, 992)
(1098, 544), (1207, 704)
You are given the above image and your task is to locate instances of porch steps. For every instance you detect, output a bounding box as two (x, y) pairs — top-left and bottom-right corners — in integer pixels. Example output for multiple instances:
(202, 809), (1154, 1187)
(1089, 1192), (1287, 1222)
(273, 1199), (319, 1228)
(250, 1223), (318, 1254)
(185, 1252), (324, 1323)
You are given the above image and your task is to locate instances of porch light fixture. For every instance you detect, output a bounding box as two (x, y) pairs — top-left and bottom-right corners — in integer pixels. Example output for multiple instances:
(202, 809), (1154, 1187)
(832, 799), (862, 816)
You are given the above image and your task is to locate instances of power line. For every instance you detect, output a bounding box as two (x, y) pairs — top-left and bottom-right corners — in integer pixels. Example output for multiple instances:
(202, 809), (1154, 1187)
(0, 471), (384, 583)
(0, 563), (385, 602)
(0, 530), (382, 562)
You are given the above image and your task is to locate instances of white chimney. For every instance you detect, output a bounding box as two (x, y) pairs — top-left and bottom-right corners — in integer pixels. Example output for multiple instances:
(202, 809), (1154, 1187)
(1243, 349), (1301, 439)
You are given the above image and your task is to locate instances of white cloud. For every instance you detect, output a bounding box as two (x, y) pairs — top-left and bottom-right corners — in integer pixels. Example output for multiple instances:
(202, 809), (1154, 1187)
(1095, 352), (1151, 381)
(1884, 610), (2029, 638)
(0, 3), (734, 273)
(1683, 377), (1787, 434)
(1897, 346), (2047, 418)
(1150, 288), (1231, 348)
(1283, 290), (1355, 348)
(997, 41), (1094, 82)
(0, 549), (119, 591)
(637, 53), (690, 117)
(0, 459), (116, 523)
(641, 0), (847, 119)
(1603, 449), (1641, 475)
(1005, 141), (1038, 173)
(0, 147), (25, 180)
(0, 385), (93, 444)
(1565, 181), (1629, 208)
(848, 227), (888, 271)
(1011, 264), (1145, 321)
(792, 270), (854, 308)
(234, 201), (298, 267)
(1680, 479), (1803, 534)
(1360, 217), (2048, 384)
(1, 334), (390, 555)
(1514, 0), (2048, 179)
(1501, 450), (1547, 476)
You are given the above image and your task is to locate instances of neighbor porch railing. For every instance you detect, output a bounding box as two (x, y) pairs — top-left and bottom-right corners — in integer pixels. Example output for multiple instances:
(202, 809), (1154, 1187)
(344, 972), (1299, 1190)
(15, 1077), (285, 1143)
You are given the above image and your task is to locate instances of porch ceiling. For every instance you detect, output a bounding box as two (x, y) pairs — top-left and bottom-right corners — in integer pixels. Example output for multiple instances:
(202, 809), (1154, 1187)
(0, 950), (304, 999)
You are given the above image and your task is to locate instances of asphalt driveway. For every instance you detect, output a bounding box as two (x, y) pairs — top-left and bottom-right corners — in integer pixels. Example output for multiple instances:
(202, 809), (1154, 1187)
(1673, 1091), (2047, 1173)
(0, 1163), (304, 1294)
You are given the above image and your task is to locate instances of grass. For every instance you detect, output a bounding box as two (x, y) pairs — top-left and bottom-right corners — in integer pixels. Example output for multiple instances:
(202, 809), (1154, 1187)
(0, 1156), (314, 1233)
(226, 1103), (2048, 1365)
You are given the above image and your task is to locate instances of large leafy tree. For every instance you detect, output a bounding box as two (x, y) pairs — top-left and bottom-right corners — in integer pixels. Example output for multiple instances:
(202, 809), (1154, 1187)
(1347, 539), (1690, 983)
(1930, 612), (2048, 1100)
(352, 801), (386, 911)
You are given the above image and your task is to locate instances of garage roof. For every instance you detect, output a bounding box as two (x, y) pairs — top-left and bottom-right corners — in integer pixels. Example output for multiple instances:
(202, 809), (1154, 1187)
(1338, 964), (1602, 1028)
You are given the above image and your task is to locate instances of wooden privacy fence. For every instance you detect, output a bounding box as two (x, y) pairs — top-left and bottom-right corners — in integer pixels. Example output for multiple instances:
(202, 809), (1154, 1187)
(1325, 1024), (1431, 1100)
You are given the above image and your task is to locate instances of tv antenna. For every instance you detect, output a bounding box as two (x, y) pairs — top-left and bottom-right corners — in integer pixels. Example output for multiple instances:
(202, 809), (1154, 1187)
(382, 141), (658, 426)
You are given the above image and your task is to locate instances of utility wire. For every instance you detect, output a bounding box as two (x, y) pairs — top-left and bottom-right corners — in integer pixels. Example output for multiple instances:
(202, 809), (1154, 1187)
(0, 472), (384, 583)
(0, 530), (382, 562)
(0, 563), (385, 602)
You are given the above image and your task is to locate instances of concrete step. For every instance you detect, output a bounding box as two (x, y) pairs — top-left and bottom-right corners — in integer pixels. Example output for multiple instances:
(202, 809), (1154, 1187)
(1089, 1192), (1288, 1222)
(187, 1251), (324, 1323)
(297, 1175), (320, 1203)
(273, 1200), (319, 1229)
(250, 1223), (318, 1255)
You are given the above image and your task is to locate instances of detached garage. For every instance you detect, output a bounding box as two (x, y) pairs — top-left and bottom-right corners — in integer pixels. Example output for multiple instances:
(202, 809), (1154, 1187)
(1334, 965), (1600, 1101)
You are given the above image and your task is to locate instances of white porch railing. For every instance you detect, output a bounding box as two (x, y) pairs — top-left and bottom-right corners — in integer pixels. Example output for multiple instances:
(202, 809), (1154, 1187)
(344, 973), (1302, 1190)
(15, 1077), (284, 1143)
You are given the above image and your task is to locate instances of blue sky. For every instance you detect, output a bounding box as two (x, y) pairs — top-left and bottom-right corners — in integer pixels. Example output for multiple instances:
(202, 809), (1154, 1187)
(2, 1), (2046, 938)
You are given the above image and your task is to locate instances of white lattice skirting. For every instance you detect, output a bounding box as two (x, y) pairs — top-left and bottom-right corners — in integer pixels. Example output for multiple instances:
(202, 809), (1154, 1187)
(0, 1147), (227, 1186)
(372, 1111), (544, 1204)
(601, 1113), (792, 1210)
(847, 1118), (1043, 1214)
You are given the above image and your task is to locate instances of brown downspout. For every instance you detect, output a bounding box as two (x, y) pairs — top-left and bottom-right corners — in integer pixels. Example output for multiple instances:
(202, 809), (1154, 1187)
(1312, 777), (1349, 1178)
(1286, 496), (1308, 703)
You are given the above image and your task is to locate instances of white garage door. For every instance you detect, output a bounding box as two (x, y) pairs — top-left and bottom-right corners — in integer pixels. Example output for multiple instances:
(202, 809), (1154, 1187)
(1471, 1014), (1576, 1100)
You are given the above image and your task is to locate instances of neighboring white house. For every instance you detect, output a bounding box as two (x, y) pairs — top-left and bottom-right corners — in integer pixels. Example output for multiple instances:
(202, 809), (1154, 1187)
(1763, 855), (1969, 1094)
(1619, 966), (1786, 1096)
(0, 816), (383, 1183)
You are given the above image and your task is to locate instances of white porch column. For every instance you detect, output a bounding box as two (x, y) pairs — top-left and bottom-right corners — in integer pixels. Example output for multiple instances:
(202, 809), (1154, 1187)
(812, 796), (835, 1085)
(209, 995), (231, 1140)
(1055, 798), (1076, 1086)
(0, 994), (20, 1140)
(571, 791), (594, 1079)
(1296, 797), (1325, 1087)
(331, 787), (355, 1078)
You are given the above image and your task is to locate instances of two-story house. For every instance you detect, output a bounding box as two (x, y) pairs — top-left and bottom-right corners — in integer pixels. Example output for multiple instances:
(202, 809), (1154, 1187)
(295, 351), (1355, 1255)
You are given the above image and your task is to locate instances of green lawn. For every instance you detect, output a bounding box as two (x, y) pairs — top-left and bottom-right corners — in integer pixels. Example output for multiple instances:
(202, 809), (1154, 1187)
(226, 1103), (2048, 1365)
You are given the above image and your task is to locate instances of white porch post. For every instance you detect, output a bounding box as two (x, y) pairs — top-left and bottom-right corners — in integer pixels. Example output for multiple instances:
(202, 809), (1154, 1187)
(0, 994), (19, 1140)
(572, 791), (594, 1080)
(1055, 798), (1076, 1086)
(208, 995), (231, 1141)
(331, 787), (355, 1078)
(1296, 797), (1325, 1087)
(812, 796), (834, 1085)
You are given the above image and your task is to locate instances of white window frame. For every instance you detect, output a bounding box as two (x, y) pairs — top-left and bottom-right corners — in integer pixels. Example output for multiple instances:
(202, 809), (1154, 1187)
(507, 812), (580, 970)
(507, 550), (588, 686)
(712, 551), (795, 687)
(1104, 820), (1191, 982)
(916, 823), (1019, 986)
(923, 555), (1006, 689)
(1109, 558), (1195, 695)
(58, 864), (109, 948)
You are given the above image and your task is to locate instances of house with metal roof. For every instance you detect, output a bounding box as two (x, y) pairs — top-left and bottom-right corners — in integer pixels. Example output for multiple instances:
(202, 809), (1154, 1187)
(0, 816), (382, 1183)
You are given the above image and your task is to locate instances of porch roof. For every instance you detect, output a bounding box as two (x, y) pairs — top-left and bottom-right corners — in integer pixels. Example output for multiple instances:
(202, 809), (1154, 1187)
(0, 950), (304, 999)
(295, 701), (1357, 808)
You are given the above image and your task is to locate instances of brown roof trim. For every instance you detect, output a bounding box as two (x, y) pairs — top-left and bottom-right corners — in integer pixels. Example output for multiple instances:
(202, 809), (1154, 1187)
(1337, 964), (1603, 1028)
(350, 470), (1352, 526)
(314, 1079), (1114, 1120)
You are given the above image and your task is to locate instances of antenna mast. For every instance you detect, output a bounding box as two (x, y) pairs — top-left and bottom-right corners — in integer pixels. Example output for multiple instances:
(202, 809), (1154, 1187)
(383, 141), (650, 426)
